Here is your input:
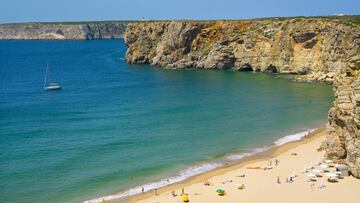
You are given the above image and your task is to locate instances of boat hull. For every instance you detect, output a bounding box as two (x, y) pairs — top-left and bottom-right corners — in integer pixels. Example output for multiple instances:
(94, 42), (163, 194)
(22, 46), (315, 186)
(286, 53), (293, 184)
(44, 85), (62, 91)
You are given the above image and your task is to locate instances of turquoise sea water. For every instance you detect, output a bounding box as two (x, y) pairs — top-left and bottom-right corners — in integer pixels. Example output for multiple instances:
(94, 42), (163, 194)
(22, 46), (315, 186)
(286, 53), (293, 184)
(0, 40), (333, 203)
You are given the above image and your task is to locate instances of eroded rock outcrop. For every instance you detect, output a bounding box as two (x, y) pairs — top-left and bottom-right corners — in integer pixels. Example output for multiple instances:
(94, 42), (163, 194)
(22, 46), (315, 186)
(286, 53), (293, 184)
(125, 18), (360, 177)
(125, 19), (359, 83)
(0, 22), (127, 40)
(322, 56), (360, 177)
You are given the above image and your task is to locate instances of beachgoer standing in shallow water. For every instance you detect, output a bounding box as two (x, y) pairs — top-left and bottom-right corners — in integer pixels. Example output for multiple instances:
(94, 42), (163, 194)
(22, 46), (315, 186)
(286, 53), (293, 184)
(142, 187), (144, 193)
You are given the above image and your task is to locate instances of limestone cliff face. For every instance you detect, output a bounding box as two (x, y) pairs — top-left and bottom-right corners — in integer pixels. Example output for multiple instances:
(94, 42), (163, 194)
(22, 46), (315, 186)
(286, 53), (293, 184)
(125, 19), (360, 177)
(322, 56), (360, 177)
(125, 19), (359, 83)
(0, 22), (127, 40)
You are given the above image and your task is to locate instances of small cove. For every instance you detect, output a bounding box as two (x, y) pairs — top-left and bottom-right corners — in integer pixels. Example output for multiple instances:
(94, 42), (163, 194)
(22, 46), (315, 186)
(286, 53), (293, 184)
(0, 40), (333, 203)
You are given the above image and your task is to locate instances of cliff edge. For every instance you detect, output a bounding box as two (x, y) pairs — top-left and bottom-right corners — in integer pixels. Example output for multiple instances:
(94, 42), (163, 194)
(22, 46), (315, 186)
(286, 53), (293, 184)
(124, 18), (360, 177)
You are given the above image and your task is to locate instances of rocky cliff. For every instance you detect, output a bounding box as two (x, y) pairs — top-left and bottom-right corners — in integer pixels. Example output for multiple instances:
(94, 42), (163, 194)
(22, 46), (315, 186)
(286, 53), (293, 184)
(124, 18), (360, 177)
(322, 56), (360, 177)
(0, 22), (127, 40)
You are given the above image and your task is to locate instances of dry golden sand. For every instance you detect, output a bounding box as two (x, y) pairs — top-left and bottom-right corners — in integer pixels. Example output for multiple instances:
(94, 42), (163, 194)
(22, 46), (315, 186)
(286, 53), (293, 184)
(125, 128), (359, 203)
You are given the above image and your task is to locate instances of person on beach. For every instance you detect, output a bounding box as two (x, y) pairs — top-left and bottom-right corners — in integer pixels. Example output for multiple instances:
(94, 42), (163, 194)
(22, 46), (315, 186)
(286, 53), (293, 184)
(305, 130), (311, 139)
(155, 189), (158, 196)
(277, 176), (281, 184)
(275, 159), (279, 166)
(182, 188), (184, 195)
(171, 191), (177, 197)
(142, 187), (144, 193)
(238, 184), (245, 190)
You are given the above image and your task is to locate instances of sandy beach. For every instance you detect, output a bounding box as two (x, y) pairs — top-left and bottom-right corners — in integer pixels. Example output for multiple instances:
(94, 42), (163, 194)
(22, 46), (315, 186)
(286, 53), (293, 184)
(127, 128), (359, 203)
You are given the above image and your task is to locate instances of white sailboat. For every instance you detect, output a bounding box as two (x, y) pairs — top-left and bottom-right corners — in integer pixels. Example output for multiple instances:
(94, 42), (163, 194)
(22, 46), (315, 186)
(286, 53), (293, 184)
(44, 64), (61, 91)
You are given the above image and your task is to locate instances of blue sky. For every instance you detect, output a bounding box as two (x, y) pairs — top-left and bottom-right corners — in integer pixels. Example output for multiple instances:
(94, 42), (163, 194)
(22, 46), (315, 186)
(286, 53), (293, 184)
(1, 0), (359, 23)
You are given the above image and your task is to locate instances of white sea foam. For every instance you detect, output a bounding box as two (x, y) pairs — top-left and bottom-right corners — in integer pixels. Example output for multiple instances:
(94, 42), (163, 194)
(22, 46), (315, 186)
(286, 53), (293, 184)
(85, 128), (318, 203)
(225, 146), (269, 161)
(84, 162), (222, 203)
(274, 128), (316, 146)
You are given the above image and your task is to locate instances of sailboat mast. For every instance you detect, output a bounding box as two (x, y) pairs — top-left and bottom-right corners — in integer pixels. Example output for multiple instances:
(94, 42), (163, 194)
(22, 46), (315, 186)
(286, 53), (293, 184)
(43, 63), (61, 91)
(44, 64), (49, 88)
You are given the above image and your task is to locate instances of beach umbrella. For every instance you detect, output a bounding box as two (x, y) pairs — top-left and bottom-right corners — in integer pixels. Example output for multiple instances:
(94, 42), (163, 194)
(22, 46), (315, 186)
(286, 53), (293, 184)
(320, 164), (328, 169)
(313, 169), (321, 173)
(307, 173), (316, 178)
(325, 173), (337, 177)
(181, 194), (189, 202)
(216, 189), (225, 193)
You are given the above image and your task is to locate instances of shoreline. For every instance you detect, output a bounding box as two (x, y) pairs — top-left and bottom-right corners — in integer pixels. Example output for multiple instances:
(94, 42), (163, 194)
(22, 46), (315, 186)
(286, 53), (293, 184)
(126, 127), (325, 203)
(85, 125), (325, 203)
(126, 127), (359, 203)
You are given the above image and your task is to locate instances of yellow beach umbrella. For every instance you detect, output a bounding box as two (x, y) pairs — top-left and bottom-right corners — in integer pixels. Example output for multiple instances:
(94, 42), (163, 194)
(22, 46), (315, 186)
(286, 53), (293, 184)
(181, 194), (189, 202)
